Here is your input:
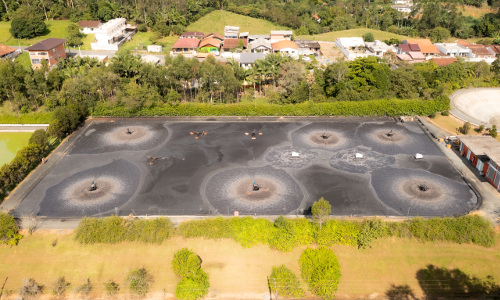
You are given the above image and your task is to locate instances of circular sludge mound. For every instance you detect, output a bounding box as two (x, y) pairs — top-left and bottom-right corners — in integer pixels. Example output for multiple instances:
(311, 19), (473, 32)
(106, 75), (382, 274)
(105, 126), (155, 145)
(203, 166), (304, 214)
(371, 168), (477, 216)
(291, 123), (354, 151)
(329, 146), (395, 174)
(451, 88), (500, 125)
(38, 159), (140, 217)
(265, 146), (317, 168)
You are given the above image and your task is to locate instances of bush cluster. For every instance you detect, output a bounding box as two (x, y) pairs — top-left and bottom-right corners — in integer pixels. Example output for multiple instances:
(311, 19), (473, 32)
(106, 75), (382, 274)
(74, 215), (496, 249)
(74, 216), (174, 244)
(299, 247), (341, 300)
(0, 112), (53, 124)
(92, 97), (450, 118)
(0, 212), (23, 246)
(268, 265), (305, 298)
(173, 248), (210, 300)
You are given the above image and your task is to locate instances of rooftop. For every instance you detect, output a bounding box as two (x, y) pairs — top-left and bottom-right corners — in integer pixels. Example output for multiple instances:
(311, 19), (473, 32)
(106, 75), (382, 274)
(458, 135), (500, 163)
(431, 57), (457, 66)
(222, 38), (247, 49)
(399, 43), (421, 52)
(403, 39), (439, 54)
(78, 20), (101, 28)
(272, 40), (298, 50)
(25, 38), (66, 51)
(203, 32), (224, 41)
(180, 31), (205, 39)
(0, 44), (16, 56)
(240, 52), (266, 64)
(199, 38), (222, 48)
(249, 37), (271, 49)
(172, 38), (200, 49)
(295, 40), (321, 49)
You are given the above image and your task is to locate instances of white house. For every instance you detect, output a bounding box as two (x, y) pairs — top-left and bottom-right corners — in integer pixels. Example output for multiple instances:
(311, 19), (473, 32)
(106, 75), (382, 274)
(365, 40), (397, 57)
(224, 26), (239, 38)
(271, 40), (298, 58)
(78, 20), (102, 34)
(335, 37), (368, 60)
(249, 38), (272, 53)
(91, 18), (127, 51)
(434, 43), (471, 57)
(147, 45), (163, 53)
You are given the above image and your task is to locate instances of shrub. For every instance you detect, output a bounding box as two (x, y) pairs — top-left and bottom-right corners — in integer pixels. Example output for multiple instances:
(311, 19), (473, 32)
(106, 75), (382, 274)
(29, 129), (49, 150)
(268, 216), (314, 252)
(299, 247), (341, 300)
(429, 112), (436, 118)
(75, 278), (92, 297)
(19, 278), (44, 299)
(175, 269), (210, 300)
(477, 124), (485, 133)
(51, 276), (70, 297)
(315, 219), (361, 247)
(441, 110), (449, 116)
(0, 212), (23, 246)
(362, 32), (374, 42)
(138, 24), (148, 32)
(460, 121), (471, 134)
(490, 125), (497, 138)
(357, 218), (389, 249)
(311, 197), (331, 229)
(103, 280), (120, 296)
(268, 265), (305, 298)
(172, 248), (201, 278)
(126, 267), (154, 296)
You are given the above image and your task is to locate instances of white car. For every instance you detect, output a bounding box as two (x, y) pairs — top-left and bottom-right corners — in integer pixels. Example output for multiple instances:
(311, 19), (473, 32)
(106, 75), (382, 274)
(302, 56), (311, 61)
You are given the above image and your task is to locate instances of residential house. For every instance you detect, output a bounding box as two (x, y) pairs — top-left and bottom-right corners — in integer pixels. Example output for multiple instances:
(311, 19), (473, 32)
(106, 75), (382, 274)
(78, 20), (102, 34)
(249, 38), (272, 53)
(203, 32), (224, 41)
(335, 37), (368, 60)
(391, 0), (413, 12)
(486, 45), (500, 57)
(397, 43), (421, 54)
(239, 32), (249, 39)
(0, 44), (17, 59)
(248, 34), (270, 43)
(171, 38), (200, 55)
(295, 40), (321, 56)
(403, 39), (439, 57)
(270, 31), (293, 43)
(458, 40), (496, 59)
(459, 135), (500, 192)
(431, 57), (457, 66)
(91, 18), (128, 50)
(222, 38), (247, 52)
(180, 31), (204, 39)
(199, 38), (222, 53)
(147, 45), (162, 53)
(25, 38), (66, 69)
(271, 40), (298, 58)
(396, 51), (425, 63)
(434, 43), (471, 57)
(224, 26), (239, 38)
(240, 53), (266, 69)
(365, 40), (396, 57)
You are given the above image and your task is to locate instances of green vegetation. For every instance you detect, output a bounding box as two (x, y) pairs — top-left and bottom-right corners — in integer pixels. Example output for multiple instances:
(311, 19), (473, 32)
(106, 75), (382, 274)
(14, 52), (31, 71)
(173, 249), (210, 300)
(126, 267), (153, 296)
(268, 265), (305, 298)
(0, 211), (23, 246)
(0, 132), (33, 166)
(311, 197), (331, 230)
(299, 247), (341, 300)
(0, 111), (52, 124)
(186, 10), (290, 35)
(172, 248), (202, 278)
(0, 20), (72, 46)
(297, 28), (410, 42)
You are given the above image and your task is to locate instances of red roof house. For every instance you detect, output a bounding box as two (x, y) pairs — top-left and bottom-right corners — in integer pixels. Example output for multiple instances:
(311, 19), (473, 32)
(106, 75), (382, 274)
(25, 38), (66, 69)
(171, 38), (200, 54)
(0, 44), (16, 59)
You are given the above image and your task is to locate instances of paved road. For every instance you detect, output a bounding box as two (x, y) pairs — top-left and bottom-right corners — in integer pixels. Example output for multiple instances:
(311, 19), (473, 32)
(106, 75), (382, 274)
(419, 117), (500, 225)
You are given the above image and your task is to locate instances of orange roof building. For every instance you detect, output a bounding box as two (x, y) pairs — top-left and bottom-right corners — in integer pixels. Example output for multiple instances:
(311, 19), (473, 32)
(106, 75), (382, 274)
(271, 40), (298, 58)
(0, 44), (16, 59)
(403, 39), (439, 55)
(199, 38), (222, 49)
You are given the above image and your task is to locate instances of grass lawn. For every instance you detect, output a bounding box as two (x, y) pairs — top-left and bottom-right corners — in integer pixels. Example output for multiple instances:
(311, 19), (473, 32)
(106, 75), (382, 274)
(427, 114), (500, 142)
(0, 231), (499, 299)
(297, 28), (410, 42)
(14, 52), (31, 71)
(458, 3), (498, 18)
(187, 10), (290, 35)
(0, 132), (33, 166)
(0, 20), (73, 47)
(119, 32), (178, 54)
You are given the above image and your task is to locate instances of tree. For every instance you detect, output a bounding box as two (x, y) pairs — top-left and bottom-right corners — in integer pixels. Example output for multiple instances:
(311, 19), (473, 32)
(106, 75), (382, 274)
(311, 197), (331, 229)
(430, 27), (451, 43)
(299, 247), (342, 300)
(126, 267), (153, 296)
(29, 129), (49, 150)
(51, 276), (70, 297)
(75, 278), (92, 297)
(0, 211), (23, 246)
(9, 6), (46, 39)
(363, 32), (374, 42)
(175, 269), (210, 300)
(268, 265), (305, 299)
(19, 278), (44, 299)
(66, 23), (85, 47)
(461, 122), (471, 134)
(172, 248), (201, 278)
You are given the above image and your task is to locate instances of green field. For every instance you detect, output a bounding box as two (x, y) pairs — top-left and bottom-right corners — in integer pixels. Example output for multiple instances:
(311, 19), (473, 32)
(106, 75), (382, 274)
(297, 28), (410, 42)
(0, 132), (33, 166)
(14, 52), (31, 71)
(118, 31), (178, 54)
(0, 232), (499, 298)
(186, 10), (290, 35)
(0, 20), (73, 46)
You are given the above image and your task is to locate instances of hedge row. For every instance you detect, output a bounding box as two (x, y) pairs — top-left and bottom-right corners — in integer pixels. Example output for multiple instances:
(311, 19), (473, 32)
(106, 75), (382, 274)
(74, 215), (495, 249)
(92, 97), (450, 117)
(0, 112), (53, 124)
(0, 212), (23, 246)
(74, 216), (175, 244)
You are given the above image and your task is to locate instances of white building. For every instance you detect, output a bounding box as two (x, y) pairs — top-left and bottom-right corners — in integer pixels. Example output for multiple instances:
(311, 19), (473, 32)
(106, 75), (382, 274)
(224, 26), (239, 39)
(335, 37), (368, 60)
(434, 43), (471, 57)
(391, 0), (413, 13)
(271, 40), (298, 58)
(147, 45), (163, 53)
(365, 40), (397, 57)
(78, 21), (102, 34)
(91, 18), (127, 51)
